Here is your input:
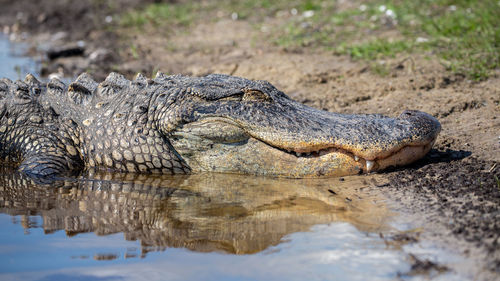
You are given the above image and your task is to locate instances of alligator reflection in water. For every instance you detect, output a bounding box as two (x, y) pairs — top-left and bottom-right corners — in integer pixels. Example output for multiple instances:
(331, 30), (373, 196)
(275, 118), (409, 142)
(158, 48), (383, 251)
(0, 167), (391, 257)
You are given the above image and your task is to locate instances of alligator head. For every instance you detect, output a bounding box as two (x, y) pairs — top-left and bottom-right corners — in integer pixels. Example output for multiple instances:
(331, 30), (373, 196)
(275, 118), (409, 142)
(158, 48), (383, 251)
(161, 74), (441, 177)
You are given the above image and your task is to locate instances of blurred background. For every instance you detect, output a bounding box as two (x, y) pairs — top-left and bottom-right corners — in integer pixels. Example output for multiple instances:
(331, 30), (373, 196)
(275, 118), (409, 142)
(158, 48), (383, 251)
(0, 0), (498, 81)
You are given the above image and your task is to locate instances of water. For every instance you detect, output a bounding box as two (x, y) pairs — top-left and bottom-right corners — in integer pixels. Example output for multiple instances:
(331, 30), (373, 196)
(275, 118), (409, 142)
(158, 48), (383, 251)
(0, 223), (408, 281)
(0, 36), (471, 281)
(0, 34), (39, 80)
(0, 166), (470, 281)
(0, 167), (408, 281)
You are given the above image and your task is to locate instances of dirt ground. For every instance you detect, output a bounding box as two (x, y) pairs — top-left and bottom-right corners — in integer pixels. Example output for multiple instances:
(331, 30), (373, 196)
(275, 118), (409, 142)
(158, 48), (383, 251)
(0, 0), (499, 279)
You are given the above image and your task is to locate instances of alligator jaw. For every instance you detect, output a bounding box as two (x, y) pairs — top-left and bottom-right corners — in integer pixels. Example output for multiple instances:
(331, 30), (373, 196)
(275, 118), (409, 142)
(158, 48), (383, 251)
(366, 138), (436, 172)
(262, 133), (438, 174)
(227, 136), (437, 178)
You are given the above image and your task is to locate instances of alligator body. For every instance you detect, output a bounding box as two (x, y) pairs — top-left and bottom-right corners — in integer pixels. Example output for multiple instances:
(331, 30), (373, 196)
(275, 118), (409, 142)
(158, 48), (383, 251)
(0, 73), (440, 178)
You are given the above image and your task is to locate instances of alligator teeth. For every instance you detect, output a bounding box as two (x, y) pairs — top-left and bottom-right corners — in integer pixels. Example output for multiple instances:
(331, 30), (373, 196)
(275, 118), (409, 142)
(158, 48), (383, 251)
(366, 160), (375, 172)
(354, 155), (359, 162)
(319, 150), (328, 156)
(296, 152), (302, 157)
(306, 152), (311, 156)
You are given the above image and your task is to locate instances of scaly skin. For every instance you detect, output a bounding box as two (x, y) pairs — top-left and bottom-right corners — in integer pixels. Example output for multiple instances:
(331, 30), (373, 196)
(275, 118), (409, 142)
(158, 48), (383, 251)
(0, 72), (441, 178)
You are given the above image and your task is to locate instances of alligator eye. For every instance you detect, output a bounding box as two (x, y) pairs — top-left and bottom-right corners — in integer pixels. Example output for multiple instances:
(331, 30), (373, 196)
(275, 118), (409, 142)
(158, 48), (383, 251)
(217, 92), (243, 102)
(243, 89), (271, 102)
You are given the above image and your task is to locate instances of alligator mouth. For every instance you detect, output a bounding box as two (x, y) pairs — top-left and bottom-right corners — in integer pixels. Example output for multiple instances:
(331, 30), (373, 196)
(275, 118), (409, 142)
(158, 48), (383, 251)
(260, 137), (436, 174)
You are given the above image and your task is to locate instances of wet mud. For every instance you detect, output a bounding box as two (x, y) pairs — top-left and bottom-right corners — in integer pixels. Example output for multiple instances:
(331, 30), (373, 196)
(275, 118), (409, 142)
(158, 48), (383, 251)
(386, 151), (500, 276)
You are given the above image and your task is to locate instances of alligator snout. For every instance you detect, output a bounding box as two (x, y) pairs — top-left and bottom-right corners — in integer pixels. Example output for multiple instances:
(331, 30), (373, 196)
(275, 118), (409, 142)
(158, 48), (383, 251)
(399, 110), (441, 144)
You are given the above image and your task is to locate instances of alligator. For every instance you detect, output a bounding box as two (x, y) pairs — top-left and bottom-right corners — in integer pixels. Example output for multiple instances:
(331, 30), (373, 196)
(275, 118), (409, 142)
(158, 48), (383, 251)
(0, 72), (441, 178)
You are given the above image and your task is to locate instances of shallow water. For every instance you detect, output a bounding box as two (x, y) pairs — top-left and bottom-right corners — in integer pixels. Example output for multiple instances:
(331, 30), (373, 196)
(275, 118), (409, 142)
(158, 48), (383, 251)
(0, 34), (38, 80)
(0, 35), (472, 281)
(0, 167), (406, 281)
(0, 167), (472, 281)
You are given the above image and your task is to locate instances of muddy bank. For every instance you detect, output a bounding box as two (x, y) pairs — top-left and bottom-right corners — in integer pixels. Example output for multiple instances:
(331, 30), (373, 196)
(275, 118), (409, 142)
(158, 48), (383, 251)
(0, 0), (499, 279)
(385, 151), (500, 278)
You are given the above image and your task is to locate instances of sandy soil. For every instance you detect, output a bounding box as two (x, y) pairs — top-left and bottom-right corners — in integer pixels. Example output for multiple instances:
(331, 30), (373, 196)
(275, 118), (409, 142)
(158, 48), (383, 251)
(0, 0), (498, 279)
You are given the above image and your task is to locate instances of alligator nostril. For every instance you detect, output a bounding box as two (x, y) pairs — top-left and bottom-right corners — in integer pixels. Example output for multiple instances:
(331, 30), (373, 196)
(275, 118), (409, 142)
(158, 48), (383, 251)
(404, 112), (412, 116)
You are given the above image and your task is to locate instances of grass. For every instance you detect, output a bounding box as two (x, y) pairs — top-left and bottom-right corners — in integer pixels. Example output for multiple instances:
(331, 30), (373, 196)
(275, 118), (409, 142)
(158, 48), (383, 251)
(117, 0), (499, 80)
(118, 0), (327, 29)
(129, 44), (139, 59)
(273, 0), (499, 80)
(394, 0), (499, 80)
(120, 2), (196, 28)
(339, 39), (413, 61)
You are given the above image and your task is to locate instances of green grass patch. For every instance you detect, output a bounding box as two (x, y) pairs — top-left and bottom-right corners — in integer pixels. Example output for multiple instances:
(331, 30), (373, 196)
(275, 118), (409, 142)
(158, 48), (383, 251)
(393, 0), (500, 80)
(118, 0), (315, 27)
(272, 0), (499, 80)
(120, 2), (196, 28)
(338, 39), (413, 60)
